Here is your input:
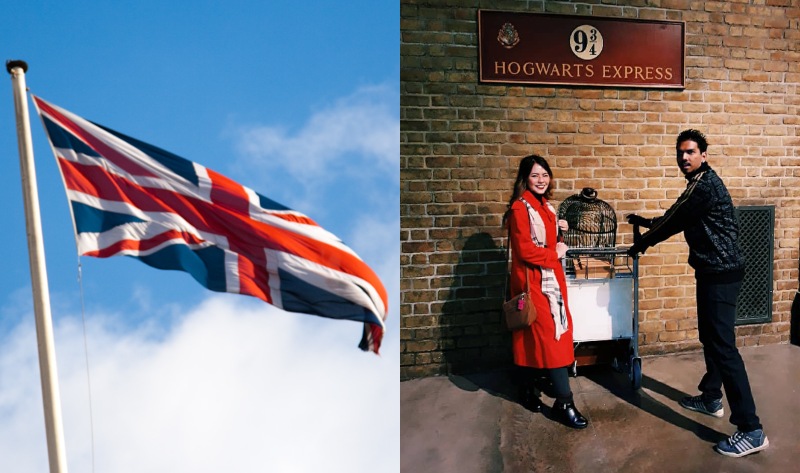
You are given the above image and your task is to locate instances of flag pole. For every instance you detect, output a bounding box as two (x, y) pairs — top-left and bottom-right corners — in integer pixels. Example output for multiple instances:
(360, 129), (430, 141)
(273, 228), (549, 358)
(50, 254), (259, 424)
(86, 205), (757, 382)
(6, 60), (69, 473)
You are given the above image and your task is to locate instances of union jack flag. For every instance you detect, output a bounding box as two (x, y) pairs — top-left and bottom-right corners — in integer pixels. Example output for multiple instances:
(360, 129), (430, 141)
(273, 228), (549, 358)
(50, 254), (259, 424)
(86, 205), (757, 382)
(33, 96), (387, 353)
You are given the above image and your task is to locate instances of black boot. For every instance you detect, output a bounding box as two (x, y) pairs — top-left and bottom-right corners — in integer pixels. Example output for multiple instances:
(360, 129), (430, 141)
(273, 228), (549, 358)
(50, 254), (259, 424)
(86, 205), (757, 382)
(553, 401), (588, 429)
(519, 385), (543, 413)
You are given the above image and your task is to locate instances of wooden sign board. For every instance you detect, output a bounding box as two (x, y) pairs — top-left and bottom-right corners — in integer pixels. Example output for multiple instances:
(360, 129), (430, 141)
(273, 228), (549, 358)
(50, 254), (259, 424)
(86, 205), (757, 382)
(478, 10), (685, 88)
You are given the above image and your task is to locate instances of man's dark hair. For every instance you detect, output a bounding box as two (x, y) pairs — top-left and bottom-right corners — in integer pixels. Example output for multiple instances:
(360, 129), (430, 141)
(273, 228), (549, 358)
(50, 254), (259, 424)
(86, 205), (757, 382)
(676, 129), (708, 153)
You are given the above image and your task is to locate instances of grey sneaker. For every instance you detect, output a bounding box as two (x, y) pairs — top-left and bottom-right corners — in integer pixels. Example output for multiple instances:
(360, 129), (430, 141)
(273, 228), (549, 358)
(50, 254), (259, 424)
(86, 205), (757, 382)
(679, 394), (724, 418)
(715, 429), (769, 457)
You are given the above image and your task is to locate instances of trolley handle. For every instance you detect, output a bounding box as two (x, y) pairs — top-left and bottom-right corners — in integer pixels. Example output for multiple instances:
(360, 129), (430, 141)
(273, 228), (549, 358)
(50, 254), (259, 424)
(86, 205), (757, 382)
(565, 247), (629, 257)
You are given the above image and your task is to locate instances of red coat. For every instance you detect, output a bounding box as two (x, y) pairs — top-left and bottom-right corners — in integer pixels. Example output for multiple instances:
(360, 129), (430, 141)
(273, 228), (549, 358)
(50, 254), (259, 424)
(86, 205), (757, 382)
(507, 190), (574, 368)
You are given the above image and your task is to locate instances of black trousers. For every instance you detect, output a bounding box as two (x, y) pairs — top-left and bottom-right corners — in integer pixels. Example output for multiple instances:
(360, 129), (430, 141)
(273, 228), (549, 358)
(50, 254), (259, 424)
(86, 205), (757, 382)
(696, 276), (761, 432)
(516, 365), (573, 404)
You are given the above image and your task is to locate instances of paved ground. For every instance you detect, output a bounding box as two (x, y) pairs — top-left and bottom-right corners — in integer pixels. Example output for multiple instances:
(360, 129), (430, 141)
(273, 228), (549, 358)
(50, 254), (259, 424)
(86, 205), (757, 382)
(401, 343), (800, 473)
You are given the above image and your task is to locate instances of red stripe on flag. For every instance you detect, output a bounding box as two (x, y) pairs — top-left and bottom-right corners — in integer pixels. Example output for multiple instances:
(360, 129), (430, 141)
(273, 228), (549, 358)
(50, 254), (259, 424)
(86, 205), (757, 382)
(207, 168), (251, 216)
(260, 211), (320, 227)
(35, 97), (159, 179)
(85, 229), (207, 258)
(369, 324), (384, 355)
(237, 254), (271, 301)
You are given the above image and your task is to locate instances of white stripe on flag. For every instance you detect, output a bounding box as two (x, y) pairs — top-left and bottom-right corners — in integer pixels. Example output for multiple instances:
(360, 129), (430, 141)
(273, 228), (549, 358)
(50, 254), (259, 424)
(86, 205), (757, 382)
(265, 248), (282, 308)
(77, 222), (214, 257)
(224, 249), (240, 294)
(194, 163), (213, 203)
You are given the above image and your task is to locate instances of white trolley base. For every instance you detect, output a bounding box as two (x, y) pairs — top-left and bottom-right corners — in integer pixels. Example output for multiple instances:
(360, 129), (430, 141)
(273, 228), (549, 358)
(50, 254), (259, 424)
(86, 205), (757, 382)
(564, 248), (641, 389)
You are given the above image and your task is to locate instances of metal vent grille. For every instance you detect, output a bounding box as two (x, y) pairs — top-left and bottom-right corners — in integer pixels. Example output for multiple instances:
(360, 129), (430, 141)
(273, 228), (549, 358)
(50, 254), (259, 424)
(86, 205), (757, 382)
(735, 206), (774, 325)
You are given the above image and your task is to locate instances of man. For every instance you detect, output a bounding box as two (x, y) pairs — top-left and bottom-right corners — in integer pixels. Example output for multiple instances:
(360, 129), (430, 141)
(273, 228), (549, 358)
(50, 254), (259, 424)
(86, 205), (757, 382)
(627, 129), (768, 458)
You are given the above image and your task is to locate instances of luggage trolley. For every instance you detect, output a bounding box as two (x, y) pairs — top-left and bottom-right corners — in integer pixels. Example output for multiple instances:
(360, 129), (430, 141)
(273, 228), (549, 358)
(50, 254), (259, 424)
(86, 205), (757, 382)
(557, 188), (641, 389)
(564, 247), (641, 389)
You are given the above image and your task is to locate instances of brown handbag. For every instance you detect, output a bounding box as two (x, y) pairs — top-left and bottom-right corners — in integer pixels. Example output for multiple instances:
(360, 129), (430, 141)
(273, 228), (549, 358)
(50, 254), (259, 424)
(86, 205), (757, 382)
(502, 226), (537, 330)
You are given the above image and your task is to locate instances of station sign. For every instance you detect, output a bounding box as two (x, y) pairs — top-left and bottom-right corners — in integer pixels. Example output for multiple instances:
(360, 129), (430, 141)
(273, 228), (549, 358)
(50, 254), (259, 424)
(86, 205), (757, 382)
(478, 10), (685, 88)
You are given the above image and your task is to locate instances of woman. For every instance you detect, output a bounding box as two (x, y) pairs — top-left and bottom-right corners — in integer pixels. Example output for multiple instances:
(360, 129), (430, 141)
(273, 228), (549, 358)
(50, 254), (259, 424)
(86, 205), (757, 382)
(503, 154), (588, 429)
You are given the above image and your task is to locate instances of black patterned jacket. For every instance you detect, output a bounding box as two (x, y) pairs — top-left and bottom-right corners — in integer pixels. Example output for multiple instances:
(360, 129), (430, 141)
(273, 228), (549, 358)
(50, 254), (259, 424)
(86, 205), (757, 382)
(635, 162), (745, 279)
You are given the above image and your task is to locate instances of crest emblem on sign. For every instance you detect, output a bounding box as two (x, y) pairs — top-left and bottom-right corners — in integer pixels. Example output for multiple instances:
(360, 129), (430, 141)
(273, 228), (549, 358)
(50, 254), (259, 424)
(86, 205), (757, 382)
(497, 22), (520, 49)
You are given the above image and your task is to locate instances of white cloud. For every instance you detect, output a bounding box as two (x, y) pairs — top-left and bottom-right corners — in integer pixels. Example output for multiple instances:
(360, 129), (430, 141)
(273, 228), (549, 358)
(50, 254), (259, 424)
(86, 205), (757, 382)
(236, 83), (398, 174)
(230, 83), (399, 212)
(0, 295), (399, 473)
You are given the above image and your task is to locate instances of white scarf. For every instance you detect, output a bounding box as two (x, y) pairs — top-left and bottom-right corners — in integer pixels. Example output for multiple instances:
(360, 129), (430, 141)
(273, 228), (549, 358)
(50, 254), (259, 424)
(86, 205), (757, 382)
(520, 197), (569, 340)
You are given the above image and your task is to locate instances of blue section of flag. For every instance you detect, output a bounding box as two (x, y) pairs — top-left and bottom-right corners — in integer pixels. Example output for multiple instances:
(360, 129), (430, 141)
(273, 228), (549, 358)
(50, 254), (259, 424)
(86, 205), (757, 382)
(71, 201), (146, 233)
(42, 115), (101, 158)
(257, 192), (291, 211)
(278, 269), (379, 324)
(136, 244), (229, 293)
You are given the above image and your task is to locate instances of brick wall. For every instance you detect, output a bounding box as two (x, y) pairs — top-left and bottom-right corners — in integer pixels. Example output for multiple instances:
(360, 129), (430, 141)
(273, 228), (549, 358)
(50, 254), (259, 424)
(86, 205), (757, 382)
(400, 0), (800, 380)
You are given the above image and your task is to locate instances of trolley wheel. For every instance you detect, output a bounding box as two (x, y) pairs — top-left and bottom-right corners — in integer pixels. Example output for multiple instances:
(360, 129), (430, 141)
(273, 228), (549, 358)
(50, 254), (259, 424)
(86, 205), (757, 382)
(569, 360), (578, 378)
(630, 357), (642, 390)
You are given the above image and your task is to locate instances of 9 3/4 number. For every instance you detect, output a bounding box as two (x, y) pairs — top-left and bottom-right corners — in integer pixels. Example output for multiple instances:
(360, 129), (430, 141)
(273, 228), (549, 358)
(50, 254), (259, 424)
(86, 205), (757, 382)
(570, 25), (604, 60)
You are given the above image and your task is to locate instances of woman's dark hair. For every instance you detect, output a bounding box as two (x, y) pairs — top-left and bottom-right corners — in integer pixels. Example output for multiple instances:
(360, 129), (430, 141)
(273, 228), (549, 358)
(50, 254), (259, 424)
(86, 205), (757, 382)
(502, 154), (554, 225)
(676, 129), (708, 153)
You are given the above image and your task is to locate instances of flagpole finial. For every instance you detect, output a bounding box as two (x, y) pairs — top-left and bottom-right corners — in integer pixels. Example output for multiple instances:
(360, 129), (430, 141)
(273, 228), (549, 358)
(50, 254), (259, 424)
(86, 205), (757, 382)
(6, 60), (28, 74)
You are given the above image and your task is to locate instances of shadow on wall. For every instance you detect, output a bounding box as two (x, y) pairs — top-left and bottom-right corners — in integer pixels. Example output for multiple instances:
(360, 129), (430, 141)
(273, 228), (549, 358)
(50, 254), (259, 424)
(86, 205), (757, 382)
(439, 232), (513, 375)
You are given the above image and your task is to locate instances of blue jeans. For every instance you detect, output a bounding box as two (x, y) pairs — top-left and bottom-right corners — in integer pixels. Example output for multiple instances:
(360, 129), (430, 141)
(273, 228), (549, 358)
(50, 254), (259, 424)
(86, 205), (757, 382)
(696, 276), (761, 432)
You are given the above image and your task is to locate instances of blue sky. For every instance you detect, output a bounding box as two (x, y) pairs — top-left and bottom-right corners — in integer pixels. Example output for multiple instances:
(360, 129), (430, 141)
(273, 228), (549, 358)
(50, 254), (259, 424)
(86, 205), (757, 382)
(0, 2), (398, 472)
